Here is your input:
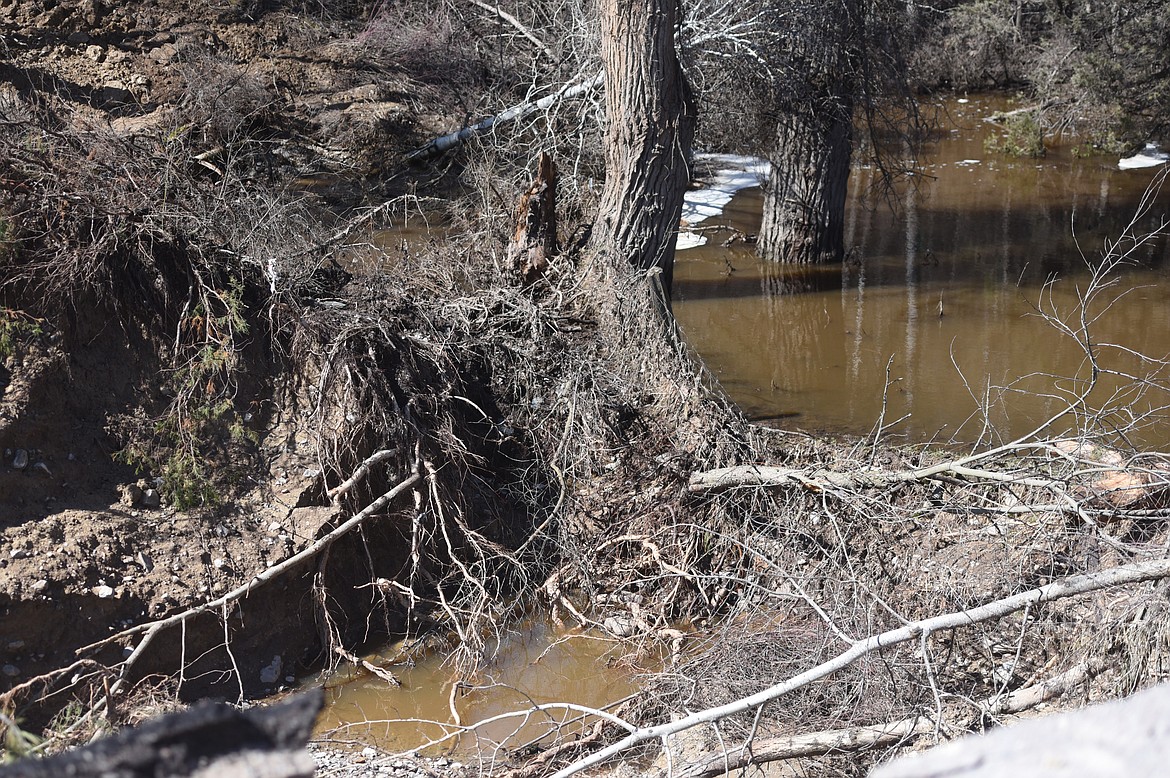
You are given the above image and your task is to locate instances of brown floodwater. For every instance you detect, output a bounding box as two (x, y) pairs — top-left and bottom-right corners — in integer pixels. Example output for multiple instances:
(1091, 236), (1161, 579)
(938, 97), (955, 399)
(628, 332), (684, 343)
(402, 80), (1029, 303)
(674, 95), (1170, 446)
(314, 618), (641, 756)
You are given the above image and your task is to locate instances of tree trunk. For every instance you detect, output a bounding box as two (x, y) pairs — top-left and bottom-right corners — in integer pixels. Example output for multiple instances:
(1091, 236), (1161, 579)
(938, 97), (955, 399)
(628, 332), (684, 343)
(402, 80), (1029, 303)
(592, 0), (696, 298)
(759, 4), (861, 265)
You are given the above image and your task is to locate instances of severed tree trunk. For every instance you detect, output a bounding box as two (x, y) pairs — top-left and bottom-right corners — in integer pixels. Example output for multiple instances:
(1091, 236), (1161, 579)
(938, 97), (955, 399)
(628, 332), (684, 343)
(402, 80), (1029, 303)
(509, 151), (558, 286)
(591, 0), (696, 299)
(759, 2), (862, 264)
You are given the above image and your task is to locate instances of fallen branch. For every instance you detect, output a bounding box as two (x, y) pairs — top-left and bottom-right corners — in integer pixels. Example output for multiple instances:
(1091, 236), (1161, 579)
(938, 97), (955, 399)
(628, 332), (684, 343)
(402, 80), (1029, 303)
(333, 645), (401, 687)
(688, 461), (1060, 493)
(671, 660), (1100, 778)
(327, 448), (396, 503)
(548, 557), (1170, 778)
(467, 0), (555, 59)
(406, 72), (604, 161)
(76, 473), (422, 676)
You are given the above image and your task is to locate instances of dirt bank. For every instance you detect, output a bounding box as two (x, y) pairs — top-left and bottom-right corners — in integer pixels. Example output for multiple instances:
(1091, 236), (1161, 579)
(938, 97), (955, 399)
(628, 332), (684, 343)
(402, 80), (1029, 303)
(0, 0), (472, 722)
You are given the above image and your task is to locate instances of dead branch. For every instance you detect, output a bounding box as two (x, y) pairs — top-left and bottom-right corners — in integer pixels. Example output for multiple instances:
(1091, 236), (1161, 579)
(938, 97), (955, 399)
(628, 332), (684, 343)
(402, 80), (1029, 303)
(406, 72), (604, 161)
(688, 459), (1061, 493)
(548, 557), (1170, 778)
(467, 0), (555, 59)
(333, 646), (401, 687)
(326, 448), (397, 503)
(670, 660), (1101, 778)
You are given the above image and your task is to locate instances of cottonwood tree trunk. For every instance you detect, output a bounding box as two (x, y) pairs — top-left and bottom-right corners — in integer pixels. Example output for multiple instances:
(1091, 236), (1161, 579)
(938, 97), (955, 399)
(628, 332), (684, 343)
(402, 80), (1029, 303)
(759, 2), (862, 264)
(592, 0), (696, 299)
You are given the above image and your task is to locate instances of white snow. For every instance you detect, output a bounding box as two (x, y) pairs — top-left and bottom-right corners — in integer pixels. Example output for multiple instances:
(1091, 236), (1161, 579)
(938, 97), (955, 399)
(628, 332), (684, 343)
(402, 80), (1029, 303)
(1119, 143), (1169, 170)
(676, 153), (770, 251)
(674, 231), (708, 250)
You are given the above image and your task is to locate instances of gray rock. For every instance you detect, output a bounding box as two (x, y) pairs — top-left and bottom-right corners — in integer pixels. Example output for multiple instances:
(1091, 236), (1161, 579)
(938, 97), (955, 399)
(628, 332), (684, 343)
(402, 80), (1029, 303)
(260, 655), (283, 685)
(12, 448), (28, 469)
(2, 664), (19, 677)
(603, 614), (635, 637)
(141, 489), (161, 508)
(872, 684), (1170, 778)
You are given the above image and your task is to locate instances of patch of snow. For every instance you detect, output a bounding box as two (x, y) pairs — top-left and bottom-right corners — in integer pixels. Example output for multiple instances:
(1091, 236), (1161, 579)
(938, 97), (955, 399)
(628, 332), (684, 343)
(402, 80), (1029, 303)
(957, 98), (970, 104)
(675, 231), (708, 251)
(1119, 143), (1169, 170)
(676, 153), (769, 251)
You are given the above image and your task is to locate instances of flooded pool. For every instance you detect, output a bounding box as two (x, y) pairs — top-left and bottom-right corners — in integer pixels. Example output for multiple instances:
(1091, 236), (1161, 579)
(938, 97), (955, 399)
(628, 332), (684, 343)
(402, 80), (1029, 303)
(674, 95), (1170, 446)
(314, 618), (643, 757)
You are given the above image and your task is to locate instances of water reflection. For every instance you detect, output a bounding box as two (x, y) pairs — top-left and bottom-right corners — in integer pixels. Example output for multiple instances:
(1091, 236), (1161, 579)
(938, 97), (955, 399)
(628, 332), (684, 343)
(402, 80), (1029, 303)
(673, 95), (1170, 446)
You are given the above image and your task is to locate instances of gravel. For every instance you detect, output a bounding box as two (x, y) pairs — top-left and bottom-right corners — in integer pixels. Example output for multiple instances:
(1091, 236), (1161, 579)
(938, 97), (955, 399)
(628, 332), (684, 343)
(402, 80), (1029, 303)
(309, 744), (470, 777)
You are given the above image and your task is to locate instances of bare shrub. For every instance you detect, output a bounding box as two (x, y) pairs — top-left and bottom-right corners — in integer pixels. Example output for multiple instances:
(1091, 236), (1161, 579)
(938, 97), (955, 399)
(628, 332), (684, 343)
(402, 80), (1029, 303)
(0, 85), (323, 508)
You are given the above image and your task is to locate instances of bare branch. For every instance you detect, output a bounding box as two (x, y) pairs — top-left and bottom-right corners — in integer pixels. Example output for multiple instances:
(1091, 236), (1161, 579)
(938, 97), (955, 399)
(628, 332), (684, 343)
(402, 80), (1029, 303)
(549, 558), (1170, 778)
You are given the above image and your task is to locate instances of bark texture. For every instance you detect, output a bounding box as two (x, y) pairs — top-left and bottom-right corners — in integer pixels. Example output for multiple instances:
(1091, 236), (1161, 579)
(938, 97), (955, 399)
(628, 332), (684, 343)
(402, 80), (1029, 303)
(593, 0), (696, 295)
(509, 152), (558, 286)
(759, 1), (862, 264)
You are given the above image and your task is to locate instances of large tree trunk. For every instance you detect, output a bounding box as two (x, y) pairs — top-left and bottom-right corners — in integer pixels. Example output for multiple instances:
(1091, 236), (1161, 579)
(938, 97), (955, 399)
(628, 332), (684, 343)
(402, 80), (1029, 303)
(592, 0), (696, 298)
(759, 3), (861, 265)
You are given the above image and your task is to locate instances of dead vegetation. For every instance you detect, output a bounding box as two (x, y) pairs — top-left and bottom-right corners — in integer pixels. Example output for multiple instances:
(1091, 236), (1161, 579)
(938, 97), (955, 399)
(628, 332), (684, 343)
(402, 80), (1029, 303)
(3, 3), (1170, 778)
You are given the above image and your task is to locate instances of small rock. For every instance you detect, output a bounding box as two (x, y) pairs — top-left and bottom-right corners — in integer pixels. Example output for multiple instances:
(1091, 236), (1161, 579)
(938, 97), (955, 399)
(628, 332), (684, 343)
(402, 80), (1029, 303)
(267, 521), (283, 534)
(6, 640), (25, 652)
(85, 44), (104, 61)
(30, 580), (47, 593)
(136, 551), (154, 572)
(122, 483), (144, 505)
(141, 489), (161, 508)
(362, 747), (377, 758)
(67, 31), (90, 44)
(8, 548), (28, 559)
(12, 449), (28, 470)
(603, 614), (635, 637)
(259, 654), (283, 684)
(2, 664), (19, 678)
(212, 557), (227, 570)
(93, 585), (115, 599)
(148, 43), (178, 63)
(32, 461), (52, 476)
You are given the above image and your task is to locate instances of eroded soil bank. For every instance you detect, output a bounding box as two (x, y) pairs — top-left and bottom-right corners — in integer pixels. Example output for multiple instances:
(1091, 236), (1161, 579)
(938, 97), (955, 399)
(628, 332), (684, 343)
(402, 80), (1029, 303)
(0, 0), (485, 718)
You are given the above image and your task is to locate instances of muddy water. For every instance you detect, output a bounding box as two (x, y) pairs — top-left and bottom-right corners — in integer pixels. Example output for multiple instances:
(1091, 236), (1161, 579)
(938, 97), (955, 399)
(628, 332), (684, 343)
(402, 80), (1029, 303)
(315, 619), (640, 755)
(674, 96), (1170, 445)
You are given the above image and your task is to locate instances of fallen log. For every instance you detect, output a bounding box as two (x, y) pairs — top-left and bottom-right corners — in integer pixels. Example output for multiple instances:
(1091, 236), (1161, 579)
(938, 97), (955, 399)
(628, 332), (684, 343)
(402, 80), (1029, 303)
(0, 690), (322, 778)
(669, 660), (1101, 778)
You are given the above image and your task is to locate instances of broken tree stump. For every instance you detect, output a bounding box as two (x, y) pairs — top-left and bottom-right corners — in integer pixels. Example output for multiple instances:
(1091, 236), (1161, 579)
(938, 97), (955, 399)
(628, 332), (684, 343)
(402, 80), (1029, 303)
(509, 151), (558, 286)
